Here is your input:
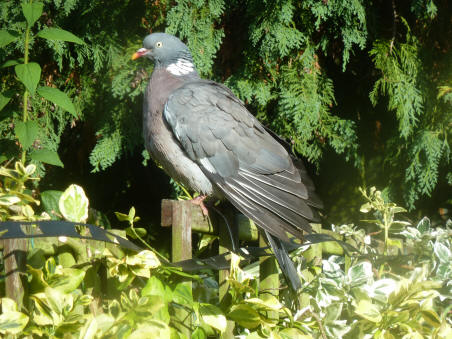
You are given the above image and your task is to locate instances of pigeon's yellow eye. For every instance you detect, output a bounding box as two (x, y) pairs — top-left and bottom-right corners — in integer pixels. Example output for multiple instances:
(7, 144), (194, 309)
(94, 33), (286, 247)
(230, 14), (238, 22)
(156, 41), (163, 48)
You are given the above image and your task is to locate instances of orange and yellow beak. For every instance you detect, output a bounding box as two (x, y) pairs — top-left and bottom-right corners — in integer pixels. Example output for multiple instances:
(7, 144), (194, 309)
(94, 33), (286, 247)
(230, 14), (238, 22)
(131, 48), (149, 60)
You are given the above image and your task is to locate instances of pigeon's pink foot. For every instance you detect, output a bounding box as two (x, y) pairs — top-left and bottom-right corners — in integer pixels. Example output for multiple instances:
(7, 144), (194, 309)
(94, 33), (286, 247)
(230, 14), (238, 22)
(191, 195), (209, 216)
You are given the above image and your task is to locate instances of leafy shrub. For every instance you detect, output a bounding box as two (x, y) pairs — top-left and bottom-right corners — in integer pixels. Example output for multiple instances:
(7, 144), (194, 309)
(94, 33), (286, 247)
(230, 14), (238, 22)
(0, 160), (450, 338)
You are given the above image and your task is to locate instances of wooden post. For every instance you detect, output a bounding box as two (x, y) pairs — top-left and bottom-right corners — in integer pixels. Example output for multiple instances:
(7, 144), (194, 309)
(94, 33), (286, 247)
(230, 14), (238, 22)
(162, 200), (193, 337)
(170, 201), (193, 264)
(3, 239), (27, 308)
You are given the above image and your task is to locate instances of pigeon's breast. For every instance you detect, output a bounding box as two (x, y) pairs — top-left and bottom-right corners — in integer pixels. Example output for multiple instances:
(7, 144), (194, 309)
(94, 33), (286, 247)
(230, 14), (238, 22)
(143, 69), (214, 195)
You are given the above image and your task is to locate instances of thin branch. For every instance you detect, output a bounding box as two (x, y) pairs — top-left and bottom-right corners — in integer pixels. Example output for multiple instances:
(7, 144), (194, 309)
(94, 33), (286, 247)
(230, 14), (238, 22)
(389, 0), (398, 54)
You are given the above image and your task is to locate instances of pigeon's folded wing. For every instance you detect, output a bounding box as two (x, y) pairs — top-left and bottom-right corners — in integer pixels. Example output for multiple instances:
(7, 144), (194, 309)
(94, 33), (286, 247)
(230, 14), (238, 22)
(163, 80), (321, 242)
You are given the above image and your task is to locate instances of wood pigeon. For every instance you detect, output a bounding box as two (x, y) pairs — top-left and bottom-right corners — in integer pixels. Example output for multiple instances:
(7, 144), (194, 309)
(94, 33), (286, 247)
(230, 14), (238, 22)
(132, 33), (323, 291)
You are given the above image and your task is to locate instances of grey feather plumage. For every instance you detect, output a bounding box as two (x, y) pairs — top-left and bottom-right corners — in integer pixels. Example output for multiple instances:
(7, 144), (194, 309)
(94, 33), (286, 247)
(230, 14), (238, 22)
(136, 33), (323, 291)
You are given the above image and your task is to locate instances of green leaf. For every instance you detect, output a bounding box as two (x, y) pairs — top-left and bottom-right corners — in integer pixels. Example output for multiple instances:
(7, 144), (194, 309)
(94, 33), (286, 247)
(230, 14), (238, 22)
(421, 310), (441, 328)
(1, 297), (19, 313)
(1, 59), (23, 68)
(78, 316), (97, 339)
(15, 62), (41, 96)
(142, 276), (165, 296)
(93, 314), (115, 335)
(37, 86), (77, 117)
(21, 2), (44, 27)
(279, 328), (312, 339)
(128, 320), (171, 338)
(371, 279), (397, 303)
(115, 212), (129, 222)
(57, 252), (75, 267)
(387, 238), (402, 249)
(14, 120), (39, 149)
(416, 217), (431, 234)
(142, 276), (172, 303)
(47, 267), (85, 293)
(200, 303), (227, 333)
(354, 300), (382, 323)
(0, 90), (14, 112)
(31, 294), (55, 325)
(125, 226), (147, 239)
(0, 299), (29, 335)
(391, 206), (407, 214)
(59, 184), (89, 222)
(360, 202), (372, 213)
(192, 327), (208, 339)
(41, 190), (63, 218)
(434, 242), (451, 263)
(244, 296), (283, 312)
(30, 149), (64, 167)
(0, 30), (19, 48)
(172, 282), (193, 305)
(36, 27), (84, 44)
(228, 304), (261, 329)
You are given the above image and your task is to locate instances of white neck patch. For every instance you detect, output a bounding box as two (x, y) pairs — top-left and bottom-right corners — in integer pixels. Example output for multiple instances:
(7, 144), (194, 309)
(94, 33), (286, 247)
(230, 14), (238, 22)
(166, 58), (195, 76)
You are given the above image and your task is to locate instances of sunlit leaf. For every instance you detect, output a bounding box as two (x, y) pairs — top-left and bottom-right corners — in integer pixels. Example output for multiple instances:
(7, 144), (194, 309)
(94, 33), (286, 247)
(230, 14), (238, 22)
(115, 211), (129, 222)
(36, 28), (84, 44)
(0, 90), (14, 112)
(0, 30), (19, 48)
(93, 313), (115, 334)
(347, 262), (373, 287)
(37, 86), (77, 117)
(41, 190), (63, 218)
(387, 238), (402, 249)
(125, 226), (147, 239)
(173, 282), (193, 305)
(78, 316), (97, 339)
(125, 250), (160, 269)
(200, 303), (227, 333)
(15, 62), (41, 96)
(370, 279), (397, 303)
(279, 328), (312, 339)
(0, 195), (21, 206)
(192, 327), (208, 339)
(21, 2), (44, 27)
(47, 267), (85, 293)
(354, 300), (382, 323)
(416, 217), (431, 234)
(228, 304), (261, 329)
(360, 202), (372, 213)
(433, 242), (451, 263)
(14, 120), (39, 149)
(0, 299), (29, 335)
(244, 296), (283, 312)
(1, 59), (23, 68)
(142, 276), (169, 299)
(31, 149), (64, 167)
(128, 320), (171, 338)
(59, 184), (89, 222)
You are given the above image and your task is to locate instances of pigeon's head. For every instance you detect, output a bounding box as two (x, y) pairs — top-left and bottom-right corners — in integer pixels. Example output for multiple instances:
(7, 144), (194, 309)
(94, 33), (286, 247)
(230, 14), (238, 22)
(132, 33), (197, 76)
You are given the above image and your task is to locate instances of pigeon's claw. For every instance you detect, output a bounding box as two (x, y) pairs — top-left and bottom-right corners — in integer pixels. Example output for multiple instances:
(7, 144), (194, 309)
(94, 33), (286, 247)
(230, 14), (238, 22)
(191, 195), (209, 216)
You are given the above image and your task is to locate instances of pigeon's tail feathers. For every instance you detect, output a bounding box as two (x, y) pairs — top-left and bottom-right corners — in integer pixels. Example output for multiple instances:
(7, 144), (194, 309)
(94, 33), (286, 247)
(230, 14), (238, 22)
(265, 231), (301, 292)
(213, 165), (319, 242)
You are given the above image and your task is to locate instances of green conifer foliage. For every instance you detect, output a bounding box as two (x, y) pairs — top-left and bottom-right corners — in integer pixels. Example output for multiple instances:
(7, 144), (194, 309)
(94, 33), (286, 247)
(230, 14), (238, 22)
(0, 0), (450, 213)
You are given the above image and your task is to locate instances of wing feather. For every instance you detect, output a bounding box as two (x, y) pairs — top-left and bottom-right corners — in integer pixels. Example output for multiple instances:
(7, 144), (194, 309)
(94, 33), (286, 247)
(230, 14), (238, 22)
(164, 79), (321, 241)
